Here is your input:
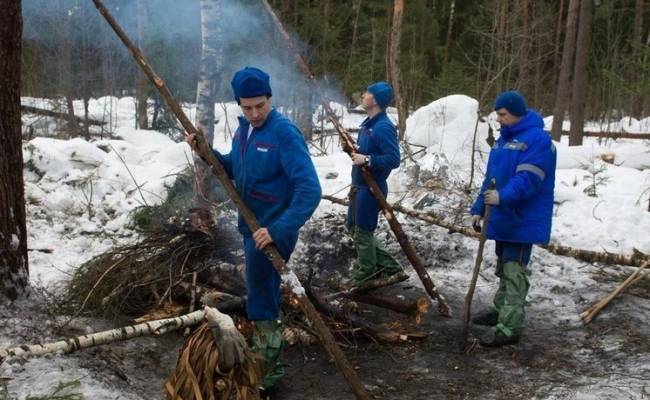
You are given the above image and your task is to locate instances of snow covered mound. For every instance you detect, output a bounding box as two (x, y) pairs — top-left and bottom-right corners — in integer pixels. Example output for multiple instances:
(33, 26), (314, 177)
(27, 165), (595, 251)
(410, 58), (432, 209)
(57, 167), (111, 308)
(405, 95), (491, 183)
(23, 128), (193, 285)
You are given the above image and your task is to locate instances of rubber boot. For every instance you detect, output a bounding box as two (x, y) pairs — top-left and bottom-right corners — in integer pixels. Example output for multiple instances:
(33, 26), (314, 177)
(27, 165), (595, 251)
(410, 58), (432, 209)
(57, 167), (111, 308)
(252, 320), (285, 392)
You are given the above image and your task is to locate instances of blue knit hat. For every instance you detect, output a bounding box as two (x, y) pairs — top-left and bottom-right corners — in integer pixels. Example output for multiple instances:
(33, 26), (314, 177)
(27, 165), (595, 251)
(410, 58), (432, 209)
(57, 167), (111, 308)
(231, 67), (272, 104)
(367, 81), (393, 109)
(494, 91), (527, 116)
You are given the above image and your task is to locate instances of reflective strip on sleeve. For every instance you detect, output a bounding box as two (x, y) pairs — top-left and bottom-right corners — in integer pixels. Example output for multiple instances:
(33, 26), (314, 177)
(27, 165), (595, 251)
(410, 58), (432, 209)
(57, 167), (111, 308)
(516, 163), (545, 180)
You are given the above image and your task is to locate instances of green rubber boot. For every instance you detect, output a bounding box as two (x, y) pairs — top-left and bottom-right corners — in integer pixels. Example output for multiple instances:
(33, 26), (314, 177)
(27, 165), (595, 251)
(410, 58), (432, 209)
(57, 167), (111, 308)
(350, 227), (379, 284)
(252, 320), (285, 391)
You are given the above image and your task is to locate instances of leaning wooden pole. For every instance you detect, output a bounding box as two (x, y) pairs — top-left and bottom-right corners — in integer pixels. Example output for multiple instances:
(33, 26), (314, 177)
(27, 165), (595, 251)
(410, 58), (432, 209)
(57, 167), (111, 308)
(90, 2), (369, 398)
(260, 0), (450, 317)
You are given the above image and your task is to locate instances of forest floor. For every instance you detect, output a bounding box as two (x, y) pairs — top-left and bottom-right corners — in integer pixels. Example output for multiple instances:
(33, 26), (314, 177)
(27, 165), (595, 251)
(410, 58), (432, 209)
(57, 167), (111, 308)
(2, 210), (648, 400)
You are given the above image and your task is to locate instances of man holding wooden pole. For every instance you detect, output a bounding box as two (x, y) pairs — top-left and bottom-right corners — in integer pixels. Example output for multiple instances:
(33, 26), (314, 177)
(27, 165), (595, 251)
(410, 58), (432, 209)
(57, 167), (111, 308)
(347, 82), (404, 285)
(469, 91), (556, 347)
(187, 67), (322, 395)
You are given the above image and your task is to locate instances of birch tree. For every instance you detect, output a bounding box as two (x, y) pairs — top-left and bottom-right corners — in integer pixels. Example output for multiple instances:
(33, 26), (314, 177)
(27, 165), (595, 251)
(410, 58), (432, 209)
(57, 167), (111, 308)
(195, 0), (222, 146)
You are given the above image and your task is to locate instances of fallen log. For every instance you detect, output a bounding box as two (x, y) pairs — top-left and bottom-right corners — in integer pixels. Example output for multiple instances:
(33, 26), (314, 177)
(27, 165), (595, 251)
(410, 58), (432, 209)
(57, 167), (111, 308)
(0, 309), (206, 363)
(561, 130), (650, 140)
(261, 0), (450, 318)
(348, 293), (429, 324)
(325, 270), (409, 300)
(91, 2), (369, 398)
(306, 287), (402, 343)
(21, 105), (105, 126)
(580, 261), (649, 323)
(322, 195), (649, 268)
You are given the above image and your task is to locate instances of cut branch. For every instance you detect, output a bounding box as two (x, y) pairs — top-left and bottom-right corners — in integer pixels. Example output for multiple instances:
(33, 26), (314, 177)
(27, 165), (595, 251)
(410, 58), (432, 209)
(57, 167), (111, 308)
(90, 2), (369, 398)
(580, 261), (649, 323)
(260, 0), (449, 317)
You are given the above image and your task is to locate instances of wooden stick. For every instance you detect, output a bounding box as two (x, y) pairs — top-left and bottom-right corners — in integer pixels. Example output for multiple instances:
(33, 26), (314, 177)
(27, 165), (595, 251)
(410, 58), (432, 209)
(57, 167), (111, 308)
(184, 272), (198, 336)
(0, 309), (206, 363)
(90, 2), (369, 398)
(580, 261), (649, 323)
(322, 195), (649, 268)
(460, 179), (495, 349)
(260, 0), (450, 317)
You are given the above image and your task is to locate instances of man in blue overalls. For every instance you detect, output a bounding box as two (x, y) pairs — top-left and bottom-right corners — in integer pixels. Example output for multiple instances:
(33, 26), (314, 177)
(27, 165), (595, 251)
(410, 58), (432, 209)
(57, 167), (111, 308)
(347, 82), (403, 285)
(187, 67), (321, 392)
(470, 91), (556, 347)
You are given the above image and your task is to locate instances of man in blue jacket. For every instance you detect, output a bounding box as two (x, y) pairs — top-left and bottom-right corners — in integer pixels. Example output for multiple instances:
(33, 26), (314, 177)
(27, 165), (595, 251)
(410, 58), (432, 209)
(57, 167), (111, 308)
(347, 82), (403, 285)
(187, 67), (321, 392)
(470, 91), (556, 347)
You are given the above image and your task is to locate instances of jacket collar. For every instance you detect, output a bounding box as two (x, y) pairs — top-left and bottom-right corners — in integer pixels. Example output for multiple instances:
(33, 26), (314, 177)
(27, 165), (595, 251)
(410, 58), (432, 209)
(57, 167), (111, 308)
(499, 110), (543, 140)
(361, 110), (387, 129)
(237, 108), (279, 134)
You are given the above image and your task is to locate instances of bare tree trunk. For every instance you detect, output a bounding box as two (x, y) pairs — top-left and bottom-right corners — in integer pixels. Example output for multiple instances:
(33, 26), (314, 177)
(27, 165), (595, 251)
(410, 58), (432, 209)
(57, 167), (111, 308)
(0, 0), (29, 301)
(630, 0), (645, 118)
(516, 0), (530, 89)
(569, 0), (592, 146)
(551, 0), (579, 141)
(444, 0), (455, 67)
(342, 0), (362, 91)
(194, 0), (222, 208)
(135, 0), (149, 130)
(553, 0), (566, 87)
(195, 0), (222, 146)
(389, 0), (407, 140)
(495, 0), (508, 93)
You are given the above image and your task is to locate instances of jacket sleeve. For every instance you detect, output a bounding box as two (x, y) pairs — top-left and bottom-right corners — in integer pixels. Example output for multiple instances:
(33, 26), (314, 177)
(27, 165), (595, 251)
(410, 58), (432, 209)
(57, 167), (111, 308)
(369, 122), (400, 173)
(470, 176), (490, 216)
(267, 125), (322, 241)
(213, 150), (234, 179)
(498, 134), (555, 206)
(212, 131), (238, 179)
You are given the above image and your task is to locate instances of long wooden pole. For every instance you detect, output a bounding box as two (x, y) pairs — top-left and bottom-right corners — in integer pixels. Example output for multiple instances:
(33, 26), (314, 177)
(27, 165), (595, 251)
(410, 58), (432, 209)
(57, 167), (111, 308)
(460, 179), (496, 349)
(90, 2), (369, 398)
(322, 194), (649, 268)
(260, 0), (450, 317)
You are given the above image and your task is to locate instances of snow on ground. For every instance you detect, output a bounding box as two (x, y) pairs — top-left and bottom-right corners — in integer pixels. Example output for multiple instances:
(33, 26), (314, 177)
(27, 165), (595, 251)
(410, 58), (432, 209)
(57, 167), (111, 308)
(4, 95), (649, 399)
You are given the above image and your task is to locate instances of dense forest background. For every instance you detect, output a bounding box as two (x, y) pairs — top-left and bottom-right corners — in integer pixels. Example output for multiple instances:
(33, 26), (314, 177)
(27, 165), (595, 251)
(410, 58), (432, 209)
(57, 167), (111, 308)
(20, 0), (649, 125)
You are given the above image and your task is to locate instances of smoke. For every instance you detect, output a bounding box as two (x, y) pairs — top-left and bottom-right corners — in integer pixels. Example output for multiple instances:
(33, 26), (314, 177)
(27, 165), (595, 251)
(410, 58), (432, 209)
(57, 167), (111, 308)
(21, 0), (348, 109)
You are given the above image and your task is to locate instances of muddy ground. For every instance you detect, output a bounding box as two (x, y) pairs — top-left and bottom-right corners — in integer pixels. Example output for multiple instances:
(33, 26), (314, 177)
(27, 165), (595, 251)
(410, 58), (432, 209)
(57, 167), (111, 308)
(1, 210), (648, 399)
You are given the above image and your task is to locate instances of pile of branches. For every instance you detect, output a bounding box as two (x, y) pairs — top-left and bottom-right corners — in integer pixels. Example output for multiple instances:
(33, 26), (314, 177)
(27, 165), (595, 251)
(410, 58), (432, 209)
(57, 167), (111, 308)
(66, 204), (431, 345)
(67, 208), (228, 317)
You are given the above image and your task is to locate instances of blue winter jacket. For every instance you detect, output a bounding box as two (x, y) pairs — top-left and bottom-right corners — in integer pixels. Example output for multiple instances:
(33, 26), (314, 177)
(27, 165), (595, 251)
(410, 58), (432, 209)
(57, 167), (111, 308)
(215, 109), (322, 246)
(470, 110), (556, 244)
(347, 111), (401, 231)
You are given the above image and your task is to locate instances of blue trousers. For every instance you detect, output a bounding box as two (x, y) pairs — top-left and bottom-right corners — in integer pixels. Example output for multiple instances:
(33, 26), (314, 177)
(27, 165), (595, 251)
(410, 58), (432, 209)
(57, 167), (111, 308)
(495, 241), (532, 266)
(243, 234), (297, 321)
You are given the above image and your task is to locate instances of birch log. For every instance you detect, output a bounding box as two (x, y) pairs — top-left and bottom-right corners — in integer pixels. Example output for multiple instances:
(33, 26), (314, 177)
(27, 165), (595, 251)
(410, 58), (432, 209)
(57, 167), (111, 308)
(0, 310), (206, 363)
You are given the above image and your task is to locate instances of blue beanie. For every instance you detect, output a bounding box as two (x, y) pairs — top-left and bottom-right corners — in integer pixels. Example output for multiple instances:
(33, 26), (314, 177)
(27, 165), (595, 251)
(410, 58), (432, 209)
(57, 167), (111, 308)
(230, 67), (272, 104)
(494, 91), (527, 116)
(367, 81), (393, 109)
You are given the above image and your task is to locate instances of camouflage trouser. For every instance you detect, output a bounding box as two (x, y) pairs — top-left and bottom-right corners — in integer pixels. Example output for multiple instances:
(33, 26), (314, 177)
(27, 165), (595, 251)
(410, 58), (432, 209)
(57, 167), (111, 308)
(252, 320), (284, 390)
(350, 226), (402, 283)
(492, 241), (532, 337)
